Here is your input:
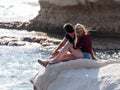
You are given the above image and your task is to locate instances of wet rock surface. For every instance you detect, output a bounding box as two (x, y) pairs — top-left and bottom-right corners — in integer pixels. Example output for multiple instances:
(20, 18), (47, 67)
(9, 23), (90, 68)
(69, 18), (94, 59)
(0, 31), (60, 46)
(0, 22), (29, 30)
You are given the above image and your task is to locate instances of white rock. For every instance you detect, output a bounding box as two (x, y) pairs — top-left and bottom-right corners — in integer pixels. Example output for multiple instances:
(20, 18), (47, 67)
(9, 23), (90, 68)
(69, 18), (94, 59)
(32, 59), (120, 90)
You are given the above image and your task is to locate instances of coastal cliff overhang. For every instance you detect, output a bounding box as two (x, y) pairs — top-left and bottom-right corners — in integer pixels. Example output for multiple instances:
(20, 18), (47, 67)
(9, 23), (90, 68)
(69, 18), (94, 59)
(27, 0), (120, 38)
(39, 0), (120, 7)
(40, 0), (79, 6)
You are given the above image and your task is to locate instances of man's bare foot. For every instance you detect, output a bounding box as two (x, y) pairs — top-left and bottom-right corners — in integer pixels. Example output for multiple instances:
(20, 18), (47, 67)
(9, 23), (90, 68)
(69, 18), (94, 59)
(49, 59), (59, 65)
(38, 60), (49, 67)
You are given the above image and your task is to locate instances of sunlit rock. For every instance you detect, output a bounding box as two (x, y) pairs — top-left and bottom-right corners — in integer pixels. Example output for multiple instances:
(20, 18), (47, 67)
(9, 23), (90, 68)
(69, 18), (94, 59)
(31, 59), (120, 90)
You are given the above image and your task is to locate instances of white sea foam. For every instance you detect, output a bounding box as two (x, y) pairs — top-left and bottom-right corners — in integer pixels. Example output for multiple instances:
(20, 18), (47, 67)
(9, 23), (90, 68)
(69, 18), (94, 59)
(0, 0), (39, 22)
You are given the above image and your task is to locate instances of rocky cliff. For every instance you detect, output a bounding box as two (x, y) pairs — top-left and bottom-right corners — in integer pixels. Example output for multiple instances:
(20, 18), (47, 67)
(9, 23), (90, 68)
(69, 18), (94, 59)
(27, 0), (120, 38)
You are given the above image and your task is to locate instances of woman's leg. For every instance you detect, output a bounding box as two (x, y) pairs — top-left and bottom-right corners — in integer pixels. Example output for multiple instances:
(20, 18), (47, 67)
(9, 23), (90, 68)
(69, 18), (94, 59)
(68, 44), (83, 58)
(58, 54), (76, 62)
(51, 42), (83, 63)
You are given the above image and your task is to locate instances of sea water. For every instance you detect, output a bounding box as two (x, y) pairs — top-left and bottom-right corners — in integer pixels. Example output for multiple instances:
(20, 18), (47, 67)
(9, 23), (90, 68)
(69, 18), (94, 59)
(0, 29), (119, 90)
(0, 0), (120, 90)
(0, 29), (52, 90)
(0, 0), (39, 22)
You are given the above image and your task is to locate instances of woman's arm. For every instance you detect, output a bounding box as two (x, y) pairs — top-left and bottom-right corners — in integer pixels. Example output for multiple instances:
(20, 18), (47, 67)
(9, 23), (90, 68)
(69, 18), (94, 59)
(90, 49), (97, 60)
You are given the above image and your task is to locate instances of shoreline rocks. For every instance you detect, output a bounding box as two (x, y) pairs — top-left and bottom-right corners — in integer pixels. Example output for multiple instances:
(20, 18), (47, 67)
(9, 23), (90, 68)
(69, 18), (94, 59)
(0, 30), (120, 50)
(0, 22), (29, 30)
(0, 21), (120, 39)
(0, 31), (60, 46)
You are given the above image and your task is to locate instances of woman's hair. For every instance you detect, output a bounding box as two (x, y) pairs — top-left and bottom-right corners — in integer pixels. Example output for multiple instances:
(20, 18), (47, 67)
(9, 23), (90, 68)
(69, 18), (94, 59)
(63, 23), (74, 33)
(74, 23), (88, 49)
(74, 23), (87, 36)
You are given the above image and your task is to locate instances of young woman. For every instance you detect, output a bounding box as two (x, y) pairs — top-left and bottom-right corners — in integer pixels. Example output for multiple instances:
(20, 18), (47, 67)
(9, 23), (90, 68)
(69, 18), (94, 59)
(73, 23), (96, 60)
(38, 23), (97, 67)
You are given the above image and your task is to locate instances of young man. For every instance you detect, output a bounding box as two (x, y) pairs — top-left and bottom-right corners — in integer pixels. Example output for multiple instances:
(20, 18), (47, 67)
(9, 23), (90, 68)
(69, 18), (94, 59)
(38, 23), (75, 67)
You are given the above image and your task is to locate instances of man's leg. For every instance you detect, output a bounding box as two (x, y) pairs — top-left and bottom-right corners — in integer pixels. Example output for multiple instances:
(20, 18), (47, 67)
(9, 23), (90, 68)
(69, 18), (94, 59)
(51, 42), (71, 63)
(49, 51), (59, 59)
(38, 42), (70, 66)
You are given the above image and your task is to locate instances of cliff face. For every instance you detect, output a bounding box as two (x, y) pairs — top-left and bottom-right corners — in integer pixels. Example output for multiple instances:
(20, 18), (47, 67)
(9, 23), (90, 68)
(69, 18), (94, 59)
(28, 0), (120, 38)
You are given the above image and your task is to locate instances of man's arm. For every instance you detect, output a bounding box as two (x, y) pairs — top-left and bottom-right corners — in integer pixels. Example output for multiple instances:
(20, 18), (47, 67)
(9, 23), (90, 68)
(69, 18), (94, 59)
(50, 37), (68, 58)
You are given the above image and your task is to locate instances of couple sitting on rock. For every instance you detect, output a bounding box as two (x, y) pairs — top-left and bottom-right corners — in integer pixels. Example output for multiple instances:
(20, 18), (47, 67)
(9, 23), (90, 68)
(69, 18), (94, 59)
(38, 23), (97, 67)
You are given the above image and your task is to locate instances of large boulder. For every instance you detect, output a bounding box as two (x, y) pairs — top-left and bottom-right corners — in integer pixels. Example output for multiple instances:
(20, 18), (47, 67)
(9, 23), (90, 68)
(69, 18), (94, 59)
(31, 59), (120, 90)
(27, 0), (120, 38)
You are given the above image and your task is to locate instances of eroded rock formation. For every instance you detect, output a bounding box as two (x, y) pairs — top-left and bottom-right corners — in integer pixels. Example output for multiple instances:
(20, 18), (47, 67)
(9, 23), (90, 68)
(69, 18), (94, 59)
(28, 0), (120, 38)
